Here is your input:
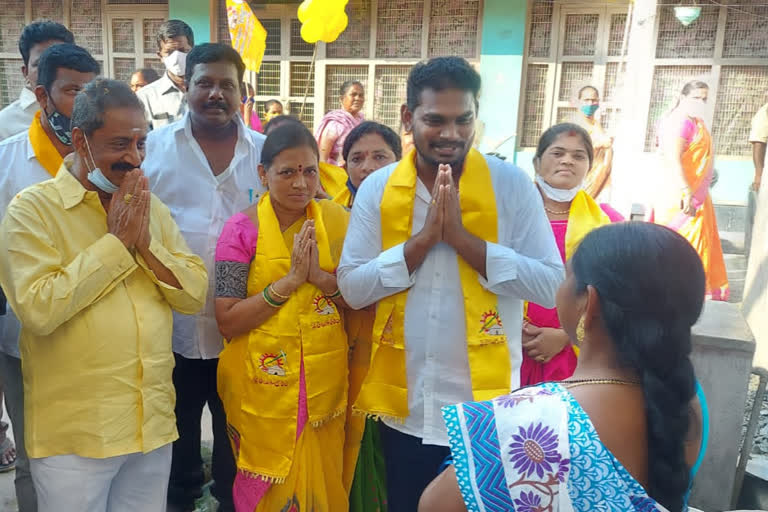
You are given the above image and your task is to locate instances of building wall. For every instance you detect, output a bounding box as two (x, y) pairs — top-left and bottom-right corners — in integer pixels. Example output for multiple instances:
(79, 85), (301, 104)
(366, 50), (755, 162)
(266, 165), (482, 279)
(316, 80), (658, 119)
(169, 0), (210, 44)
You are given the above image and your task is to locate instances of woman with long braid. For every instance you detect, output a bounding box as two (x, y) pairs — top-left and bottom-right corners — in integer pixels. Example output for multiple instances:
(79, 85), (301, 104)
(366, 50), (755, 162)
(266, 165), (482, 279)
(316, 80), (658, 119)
(419, 222), (709, 512)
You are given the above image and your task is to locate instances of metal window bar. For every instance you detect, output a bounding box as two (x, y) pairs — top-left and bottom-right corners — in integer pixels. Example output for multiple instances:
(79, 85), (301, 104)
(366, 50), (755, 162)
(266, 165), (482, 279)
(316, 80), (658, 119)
(0, 58), (24, 108)
(607, 13), (628, 57)
(722, 5), (768, 58)
(520, 64), (549, 148)
(0, 1), (25, 54)
(558, 62), (594, 102)
(325, 65), (368, 114)
(556, 106), (578, 124)
(112, 57), (136, 82)
(373, 65), (411, 131)
(288, 101), (314, 131)
(32, 1), (64, 23)
(427, 0), (480, 58)
(143, 57), (164, 78)
(643, 65), (712, 152)
(290, 19), (314, 57)
(327, 0), (371, 58)
(712, 66), (768, 157)
(562, 14), (599, 57)
(290, 61), (314, 98)
(143, 19), (165, 54)
(655, 6), (719, 59)
(603, 62), (626, 103)
(263, 19), (281, 57)
(528, 0), (553, 58)
(375, 0), (424, 59)
(71, 0), (104, 57)
(257, 61), (281, 97)
(112, 19), (135, 53)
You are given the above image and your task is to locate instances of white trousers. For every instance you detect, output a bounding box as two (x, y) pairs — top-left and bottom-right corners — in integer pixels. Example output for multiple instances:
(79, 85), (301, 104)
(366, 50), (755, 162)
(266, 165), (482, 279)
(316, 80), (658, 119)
(29, 443), (172, 512)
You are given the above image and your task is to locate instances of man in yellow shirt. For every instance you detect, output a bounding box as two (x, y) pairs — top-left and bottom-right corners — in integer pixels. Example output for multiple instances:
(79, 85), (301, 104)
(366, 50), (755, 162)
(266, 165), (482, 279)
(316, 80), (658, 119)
(0, 78), (208, 512)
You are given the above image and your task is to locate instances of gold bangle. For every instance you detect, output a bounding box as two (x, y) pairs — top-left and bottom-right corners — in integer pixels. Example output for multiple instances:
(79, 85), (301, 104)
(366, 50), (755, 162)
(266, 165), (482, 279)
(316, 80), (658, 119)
(262, 287), (285, 308)
(269, 283), (290, 300)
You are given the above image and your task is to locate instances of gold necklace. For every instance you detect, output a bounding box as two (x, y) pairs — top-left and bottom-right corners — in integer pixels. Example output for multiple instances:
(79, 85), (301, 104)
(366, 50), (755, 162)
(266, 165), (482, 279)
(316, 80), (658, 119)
(561, 378), (640, 389)
(544, 206), (570, 216)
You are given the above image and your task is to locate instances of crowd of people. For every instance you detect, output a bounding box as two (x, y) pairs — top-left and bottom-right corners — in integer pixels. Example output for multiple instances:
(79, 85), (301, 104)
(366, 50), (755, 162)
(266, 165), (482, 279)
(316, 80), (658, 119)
(0, 15), (749, 512)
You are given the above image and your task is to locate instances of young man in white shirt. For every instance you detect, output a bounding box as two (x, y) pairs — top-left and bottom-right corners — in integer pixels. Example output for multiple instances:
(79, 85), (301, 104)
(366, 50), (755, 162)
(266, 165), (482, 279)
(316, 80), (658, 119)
(143, 43), (266, 512)
(337, 56), (564, 510)
(0, 21), (74, 141)
(136, 19), (193, 130)
(0, 43), (99, 512)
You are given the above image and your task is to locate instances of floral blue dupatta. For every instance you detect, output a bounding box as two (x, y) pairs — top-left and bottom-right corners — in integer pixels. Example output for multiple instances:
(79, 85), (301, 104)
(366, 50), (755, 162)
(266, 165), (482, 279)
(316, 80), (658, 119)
(442, 383), (668, 512)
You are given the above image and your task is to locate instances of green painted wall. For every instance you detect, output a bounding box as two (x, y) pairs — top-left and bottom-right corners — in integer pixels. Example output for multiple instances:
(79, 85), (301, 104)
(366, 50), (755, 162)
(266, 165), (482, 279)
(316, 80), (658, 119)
(477, 0), (527, 161)
(169, 0), (211, 44)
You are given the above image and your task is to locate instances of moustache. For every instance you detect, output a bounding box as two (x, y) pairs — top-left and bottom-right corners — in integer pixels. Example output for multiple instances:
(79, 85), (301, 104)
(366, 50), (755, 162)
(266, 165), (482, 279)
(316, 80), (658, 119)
(111, 162), (135, 172)
(204, 101), (229, 110)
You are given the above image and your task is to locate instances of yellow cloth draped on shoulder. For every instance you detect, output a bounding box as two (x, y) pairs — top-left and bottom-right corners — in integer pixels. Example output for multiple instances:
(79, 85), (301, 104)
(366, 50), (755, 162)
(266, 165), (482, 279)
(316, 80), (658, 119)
(319, 162), (348, 199)
(217, 193), (350, 502)
(354, 148), (512, 421)
(28, 111), (63, 177)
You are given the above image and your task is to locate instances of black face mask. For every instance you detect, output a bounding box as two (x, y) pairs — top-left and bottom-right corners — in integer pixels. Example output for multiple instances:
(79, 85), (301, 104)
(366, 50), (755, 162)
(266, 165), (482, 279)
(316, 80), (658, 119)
(45, 93), (72, 146)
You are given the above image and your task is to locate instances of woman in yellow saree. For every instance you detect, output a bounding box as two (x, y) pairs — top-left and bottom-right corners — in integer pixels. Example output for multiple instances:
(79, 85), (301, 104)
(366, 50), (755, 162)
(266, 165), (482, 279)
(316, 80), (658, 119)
(215, 122), (351, 511)
(656, 80), (729, 301)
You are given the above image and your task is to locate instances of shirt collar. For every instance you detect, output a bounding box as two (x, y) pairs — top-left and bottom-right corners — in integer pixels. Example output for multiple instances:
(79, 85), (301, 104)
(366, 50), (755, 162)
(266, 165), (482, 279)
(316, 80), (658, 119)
(54, 154), (96, 210)
(19, 87), (38, 109)
(180, 110), (256, 150)
(158, 73), (183, 95)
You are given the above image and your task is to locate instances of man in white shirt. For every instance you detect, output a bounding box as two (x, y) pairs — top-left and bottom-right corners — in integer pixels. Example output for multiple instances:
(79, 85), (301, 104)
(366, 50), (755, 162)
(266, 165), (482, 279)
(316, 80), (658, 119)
(136, 19), (193, 130)
(0, 42), (99, 512)
(337, 56), (564, 510)
(0, 21), (74, 141)
(143, 43), (265, 512)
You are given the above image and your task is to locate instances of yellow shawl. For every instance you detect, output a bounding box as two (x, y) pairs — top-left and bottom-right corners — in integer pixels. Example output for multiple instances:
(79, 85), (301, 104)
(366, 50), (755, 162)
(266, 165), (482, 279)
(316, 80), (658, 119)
(354, 149), (511, 421)
(319, 162), (348, 199)
(218, 194), (350, 483)
(563, 190), (611, 258)
(28, 111), (63, 177)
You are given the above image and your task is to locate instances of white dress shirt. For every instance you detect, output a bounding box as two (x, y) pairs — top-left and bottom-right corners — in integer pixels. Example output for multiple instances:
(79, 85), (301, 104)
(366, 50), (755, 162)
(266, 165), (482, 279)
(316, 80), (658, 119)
(337, 155), (564, 445)
(0, 87), (38, 141)
(136, 73), (187, 130)
(0, 129), (56, 357)
(143, 113), (266, 359)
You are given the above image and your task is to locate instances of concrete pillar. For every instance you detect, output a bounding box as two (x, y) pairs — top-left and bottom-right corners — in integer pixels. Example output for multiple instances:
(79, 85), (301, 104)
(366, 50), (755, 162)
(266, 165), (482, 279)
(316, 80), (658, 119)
(476, 0), (526, 159)
(169, 0), (212, 44)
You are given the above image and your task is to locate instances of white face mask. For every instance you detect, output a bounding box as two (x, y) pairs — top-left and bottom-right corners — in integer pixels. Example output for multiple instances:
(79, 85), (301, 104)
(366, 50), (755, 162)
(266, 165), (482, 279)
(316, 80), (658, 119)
(163, 50), (187, 76)
(84, 135), (119, 194)
(535, 174), (581, 203)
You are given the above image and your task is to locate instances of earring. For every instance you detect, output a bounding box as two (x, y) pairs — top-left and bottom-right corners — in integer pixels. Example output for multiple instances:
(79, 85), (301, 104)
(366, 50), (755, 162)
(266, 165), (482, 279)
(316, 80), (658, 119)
(576, 316), (585, 344)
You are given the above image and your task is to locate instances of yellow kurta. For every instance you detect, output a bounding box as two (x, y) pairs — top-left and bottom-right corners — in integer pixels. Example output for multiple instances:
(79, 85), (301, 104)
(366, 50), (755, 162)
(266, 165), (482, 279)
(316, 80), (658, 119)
(0, 157), (208, 459)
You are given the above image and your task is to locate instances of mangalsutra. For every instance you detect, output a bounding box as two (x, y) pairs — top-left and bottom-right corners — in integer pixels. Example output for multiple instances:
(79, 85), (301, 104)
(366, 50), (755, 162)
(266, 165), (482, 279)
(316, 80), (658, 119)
(544, 206), (569, 215)
(561, 378), (640, 389)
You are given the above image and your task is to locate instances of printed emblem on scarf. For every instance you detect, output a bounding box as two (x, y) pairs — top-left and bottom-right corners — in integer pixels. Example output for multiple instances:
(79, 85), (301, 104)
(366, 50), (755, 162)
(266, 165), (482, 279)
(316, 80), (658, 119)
(258, 350), (287, 376)
(313, 295), (335, 315)
(480, 310), (504, 335)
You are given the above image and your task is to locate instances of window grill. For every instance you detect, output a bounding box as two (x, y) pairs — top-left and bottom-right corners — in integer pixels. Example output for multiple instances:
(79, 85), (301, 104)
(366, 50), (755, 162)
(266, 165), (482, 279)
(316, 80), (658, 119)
(290, 61), (314, 98)
(0, 58), (23, 107)
(528, 1), (553, 58)
(603, 62), (626, 103)
(428, 0), (479, 58)
(376, 0), (423, 59)
(712, 66), (768, 156)
(607, 13), (628, 57)
(644, 65), (712, 151)
(325, 65), (368, 114)
(559, 62), (594, 102)
(373, 65), (411, 131)
(257, 61), (281, 97)
(112, 57), (136, 82)
(32, 1), (64, 23)
(71, 0), (104, 57)
(655, 6), (718, 59)
(263, 19), (281, 57)
(0, 1), (25, 54)
(112, 19), (135, 53)
(722, 5), (768, 58)
(217, 0), (230, 45)
(288, 101), (314, 131)
(143, 57), (164, 78)
(143, 18), (165, 53)
(520, 64), (549, 148)
(556, 107), (578, 124)
(290, 19), (314, 57)
(562, 14), (599, 57)
(326, 0), (371, 58)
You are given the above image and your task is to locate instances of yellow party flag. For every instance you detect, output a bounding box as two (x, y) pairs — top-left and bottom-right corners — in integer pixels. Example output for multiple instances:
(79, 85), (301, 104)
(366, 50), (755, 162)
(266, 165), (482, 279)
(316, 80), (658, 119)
(226, 0), (267, 73)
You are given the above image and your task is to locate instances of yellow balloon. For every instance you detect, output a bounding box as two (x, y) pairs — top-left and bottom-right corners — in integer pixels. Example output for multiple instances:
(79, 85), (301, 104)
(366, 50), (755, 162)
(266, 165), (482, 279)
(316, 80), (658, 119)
(297, 1), (311, 23)
(297, 0), (323, 23)
(300, 18), (323, 44)
(321, 13), (348, 43)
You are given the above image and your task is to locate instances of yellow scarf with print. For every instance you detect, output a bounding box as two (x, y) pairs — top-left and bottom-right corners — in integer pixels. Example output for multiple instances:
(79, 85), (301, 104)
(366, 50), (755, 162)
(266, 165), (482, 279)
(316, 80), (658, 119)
(28, 111), (63, 177)
(354, 148), (511, 421)
(220, 194), (350, 483)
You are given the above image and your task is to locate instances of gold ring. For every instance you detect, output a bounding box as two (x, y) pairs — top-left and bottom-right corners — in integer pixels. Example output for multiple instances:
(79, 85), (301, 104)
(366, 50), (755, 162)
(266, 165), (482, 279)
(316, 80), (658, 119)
(123, 193), (133, 204)
(431, 199), (436, 205)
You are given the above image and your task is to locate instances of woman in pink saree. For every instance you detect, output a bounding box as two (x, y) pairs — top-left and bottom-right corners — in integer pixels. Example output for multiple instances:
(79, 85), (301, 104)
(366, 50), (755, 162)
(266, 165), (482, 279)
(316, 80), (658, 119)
(521, 123), (623, 386)
(315, 80), (365, 166)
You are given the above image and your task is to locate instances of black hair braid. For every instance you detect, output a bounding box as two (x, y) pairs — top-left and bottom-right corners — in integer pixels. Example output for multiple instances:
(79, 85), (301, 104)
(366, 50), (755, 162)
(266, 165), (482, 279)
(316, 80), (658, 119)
(598, 298), (695, 512)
